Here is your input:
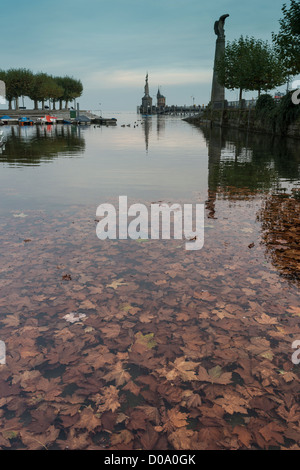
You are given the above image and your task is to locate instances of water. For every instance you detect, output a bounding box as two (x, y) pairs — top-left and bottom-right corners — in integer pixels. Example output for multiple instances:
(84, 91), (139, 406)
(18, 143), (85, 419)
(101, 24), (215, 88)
(0, 112), (209, 212)
(0, 111), (299, 450)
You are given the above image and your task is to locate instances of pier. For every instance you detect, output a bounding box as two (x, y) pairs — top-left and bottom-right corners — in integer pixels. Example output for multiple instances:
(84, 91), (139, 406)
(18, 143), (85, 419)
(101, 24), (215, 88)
(0, 109), (117, 126)
(138, 104), (205, 116)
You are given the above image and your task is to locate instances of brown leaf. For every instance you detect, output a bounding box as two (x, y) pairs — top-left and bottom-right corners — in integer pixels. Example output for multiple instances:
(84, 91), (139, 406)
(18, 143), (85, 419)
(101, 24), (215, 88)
(162, 357), (199, 382)
(139, 423), (159, 450)
(163, 408), (188, 433)
(75, 406), (101, 432)
(233, 425), (252, 447)
(168, 428), (195, 450)
(103, 361), (131, 386)
(96, 386), (121, 413)
(20, 425), (60, 450)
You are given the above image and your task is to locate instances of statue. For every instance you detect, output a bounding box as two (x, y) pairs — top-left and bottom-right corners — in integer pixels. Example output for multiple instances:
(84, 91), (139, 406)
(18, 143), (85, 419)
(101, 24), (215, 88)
(214, 14), (229, 39)
(144, 73), (149, 97)
(210, 14), (230, 108)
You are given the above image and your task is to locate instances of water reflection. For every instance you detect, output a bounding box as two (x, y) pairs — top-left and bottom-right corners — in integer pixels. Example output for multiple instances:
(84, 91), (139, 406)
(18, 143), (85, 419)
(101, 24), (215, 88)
(258, 192), (300, 283)
(200, 125), (300, 217)
(0, 125), (85, 166)
(200, 124), (300, 281)
(141, 117), (152, 152)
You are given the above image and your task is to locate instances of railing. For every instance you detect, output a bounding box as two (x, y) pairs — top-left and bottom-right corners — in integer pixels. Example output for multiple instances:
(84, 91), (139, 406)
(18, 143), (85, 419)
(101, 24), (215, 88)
(226, 99), (257, 109)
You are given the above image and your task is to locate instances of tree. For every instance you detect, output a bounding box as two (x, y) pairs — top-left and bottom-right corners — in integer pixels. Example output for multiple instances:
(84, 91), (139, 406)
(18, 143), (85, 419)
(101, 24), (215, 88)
(28, 73), (60, 110)
(4, 68), (34, 109)
(55, 76), (83, 110)
(216, 36), (287, 102)
(272, 0), (300, 75)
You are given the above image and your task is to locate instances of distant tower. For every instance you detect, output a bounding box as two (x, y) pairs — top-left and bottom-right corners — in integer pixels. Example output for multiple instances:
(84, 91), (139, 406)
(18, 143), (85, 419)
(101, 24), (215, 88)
(141, 73), (153, 115)
(156, 87), (166, 112)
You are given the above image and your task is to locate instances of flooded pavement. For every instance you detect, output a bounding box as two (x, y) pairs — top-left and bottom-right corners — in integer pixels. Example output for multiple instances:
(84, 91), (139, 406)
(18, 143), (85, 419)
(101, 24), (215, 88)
(0, 113), (299, 449)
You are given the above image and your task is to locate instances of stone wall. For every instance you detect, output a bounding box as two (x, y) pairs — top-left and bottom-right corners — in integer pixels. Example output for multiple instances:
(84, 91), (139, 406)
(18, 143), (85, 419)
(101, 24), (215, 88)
(184, 109), (300, 140)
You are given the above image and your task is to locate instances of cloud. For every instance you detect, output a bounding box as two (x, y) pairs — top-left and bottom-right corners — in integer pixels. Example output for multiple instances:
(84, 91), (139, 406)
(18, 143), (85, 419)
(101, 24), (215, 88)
(84, 68), (212, 90)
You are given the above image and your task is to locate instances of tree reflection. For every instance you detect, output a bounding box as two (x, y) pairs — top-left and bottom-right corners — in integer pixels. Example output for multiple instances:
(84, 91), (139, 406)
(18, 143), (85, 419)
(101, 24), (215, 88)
(0, 125), (85, 165)
(201, 125), (300, 282)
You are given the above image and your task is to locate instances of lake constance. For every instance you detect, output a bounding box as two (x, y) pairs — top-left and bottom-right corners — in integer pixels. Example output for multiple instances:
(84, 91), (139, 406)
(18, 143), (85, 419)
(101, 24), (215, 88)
(0, 112), (299, 450)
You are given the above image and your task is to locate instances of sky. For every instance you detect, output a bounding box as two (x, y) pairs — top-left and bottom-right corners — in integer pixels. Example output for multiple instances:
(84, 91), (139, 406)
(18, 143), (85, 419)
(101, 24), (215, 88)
(0, 0), (293, 111)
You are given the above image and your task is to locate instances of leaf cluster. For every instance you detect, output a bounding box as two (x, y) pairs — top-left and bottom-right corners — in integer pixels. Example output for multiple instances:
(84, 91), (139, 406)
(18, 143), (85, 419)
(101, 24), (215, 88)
(216, 36), (288, 98)
(0, 68), (83, 105)
(272, 0), (300, 75)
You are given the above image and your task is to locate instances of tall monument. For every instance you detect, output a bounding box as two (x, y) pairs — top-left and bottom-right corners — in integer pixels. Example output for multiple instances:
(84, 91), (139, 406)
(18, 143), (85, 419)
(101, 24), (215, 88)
(141, 73), (153, 115)
(210, 14), (229, 109)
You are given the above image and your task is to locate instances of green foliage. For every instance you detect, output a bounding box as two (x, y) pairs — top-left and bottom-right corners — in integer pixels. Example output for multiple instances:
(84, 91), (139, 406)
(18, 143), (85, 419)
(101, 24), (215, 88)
(55, 76), (83, 108)
(255, 94), (277, 112)
(255, 92), (300, 134)
(216, 36), (288, 100)
(4, 68), (34, 108)
(276, 91), (300, 131)
(0, 68), (83, 110)
(272, 0), (300, 75)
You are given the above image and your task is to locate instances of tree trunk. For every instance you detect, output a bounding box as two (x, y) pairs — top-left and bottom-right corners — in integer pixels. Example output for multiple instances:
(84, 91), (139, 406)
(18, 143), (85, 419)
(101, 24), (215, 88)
(15, 97), (19, 110)
(52, 100), (56, 110)
(8, 100), (12, 110)
(239, 88), (243, 109)
(65, 100), (69, 110)
(59, 99), (63, 110)
(41, 99), (45, 110)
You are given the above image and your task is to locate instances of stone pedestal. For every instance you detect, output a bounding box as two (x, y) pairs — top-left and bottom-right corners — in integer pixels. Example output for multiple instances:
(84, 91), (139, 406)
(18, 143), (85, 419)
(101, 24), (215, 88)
(211, 37), (226, 109)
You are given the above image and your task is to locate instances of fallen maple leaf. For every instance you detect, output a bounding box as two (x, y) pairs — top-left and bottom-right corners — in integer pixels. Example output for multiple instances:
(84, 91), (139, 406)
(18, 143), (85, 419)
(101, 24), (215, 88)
(96, 385), (120, 413)
(163, 357), (199, 382)
(20, 425), (59, 450)
(255, 313), (278, 325)
(134, 332), (157, 350)
(168, 428), (195, 450)
(215, 392), (249, 415)
(63, 312), (87, 323)
(198, 365), (232, 384)
(163, 408), (188, 433)
(193, 291), (216, 302)
(75, 406), (101, 432)
(103, 361), (131, 386)
(233, 425), (252, 447)
(110, 429), (133, 446)
(107, 279), (128, 289)
(259, 422), (285, 444)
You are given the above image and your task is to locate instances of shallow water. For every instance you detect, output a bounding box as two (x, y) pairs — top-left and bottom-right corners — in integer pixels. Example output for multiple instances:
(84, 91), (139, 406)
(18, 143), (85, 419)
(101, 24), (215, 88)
(0, 112), (299, 450)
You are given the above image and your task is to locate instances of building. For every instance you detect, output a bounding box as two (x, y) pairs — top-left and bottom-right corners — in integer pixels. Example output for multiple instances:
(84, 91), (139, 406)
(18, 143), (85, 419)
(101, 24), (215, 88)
(156, 87), (166, 112)
(140, 74), (153, 115)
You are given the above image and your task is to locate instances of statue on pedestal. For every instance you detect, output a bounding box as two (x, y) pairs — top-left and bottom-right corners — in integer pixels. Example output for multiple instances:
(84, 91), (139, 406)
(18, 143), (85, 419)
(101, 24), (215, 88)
(210, 14), (230, 108)
(214, 14), (229, 40)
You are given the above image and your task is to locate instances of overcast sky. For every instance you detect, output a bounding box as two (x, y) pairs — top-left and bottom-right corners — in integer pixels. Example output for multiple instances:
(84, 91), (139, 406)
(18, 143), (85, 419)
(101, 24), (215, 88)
(1, 0), (291, 111)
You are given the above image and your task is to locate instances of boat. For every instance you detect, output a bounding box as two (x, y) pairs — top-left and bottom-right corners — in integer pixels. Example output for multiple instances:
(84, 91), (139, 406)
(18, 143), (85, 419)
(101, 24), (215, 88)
(18, 117), (34, 126)
(36, 115), (58, 125)
(0, 115), (18, 125)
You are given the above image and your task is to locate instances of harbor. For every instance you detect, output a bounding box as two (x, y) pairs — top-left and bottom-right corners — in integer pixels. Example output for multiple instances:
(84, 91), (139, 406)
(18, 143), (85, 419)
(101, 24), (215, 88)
(0, 109), (117, 126)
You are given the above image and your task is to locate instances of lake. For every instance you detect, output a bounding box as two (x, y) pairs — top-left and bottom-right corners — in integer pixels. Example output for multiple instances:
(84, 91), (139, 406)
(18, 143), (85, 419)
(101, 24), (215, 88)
(0, 112), (299, 450)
